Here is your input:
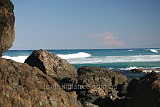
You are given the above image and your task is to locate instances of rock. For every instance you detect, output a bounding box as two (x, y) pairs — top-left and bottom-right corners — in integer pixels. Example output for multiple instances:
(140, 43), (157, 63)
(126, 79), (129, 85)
(76, 66), (128, 104)
(83, 102), (99, 107)
(128, 72), (160, 107)
(0, 58), (82, 107)
(129, 68), (157, 74)
(0, 0), (15, 55)
(117, 81), (129, 97)
(25, 49), (77, 79)
(114, 97), (130, 107)
(57, 77), (79, 92)
(125, 78), (139, 97)
(129, 68), (144, 73)
(93, 96), (115, 107)
(77, 66), (127, 86)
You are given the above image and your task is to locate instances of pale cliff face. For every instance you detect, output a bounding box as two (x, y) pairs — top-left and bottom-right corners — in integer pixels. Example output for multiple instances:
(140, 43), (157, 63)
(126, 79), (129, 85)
(0, 0), (15, 56)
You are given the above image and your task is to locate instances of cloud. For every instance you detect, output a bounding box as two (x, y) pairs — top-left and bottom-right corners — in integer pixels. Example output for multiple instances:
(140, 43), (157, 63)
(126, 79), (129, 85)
(90, 32), (124, 46)
(91, 32), (113, 37)
(103, 35), (118, 40)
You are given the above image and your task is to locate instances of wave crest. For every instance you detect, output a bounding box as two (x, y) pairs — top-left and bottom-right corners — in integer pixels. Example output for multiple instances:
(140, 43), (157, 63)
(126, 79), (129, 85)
(128, 50), (134, 52)
(58, 52), (91, 59)
(2, 52), (91, 62)
(68, 55), (160, 64)
(3, 54), (160, 65)
(148, 49), (158, 53)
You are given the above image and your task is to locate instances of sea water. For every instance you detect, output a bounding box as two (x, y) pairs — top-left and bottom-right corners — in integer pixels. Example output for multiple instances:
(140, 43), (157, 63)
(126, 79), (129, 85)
(2, 48), (160, 77)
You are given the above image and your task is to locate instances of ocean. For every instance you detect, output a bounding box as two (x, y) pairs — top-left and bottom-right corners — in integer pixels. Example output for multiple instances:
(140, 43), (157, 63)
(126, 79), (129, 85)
(2, 48), (160, 77)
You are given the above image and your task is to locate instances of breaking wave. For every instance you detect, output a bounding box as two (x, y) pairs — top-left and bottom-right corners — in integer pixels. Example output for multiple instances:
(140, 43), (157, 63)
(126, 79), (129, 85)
(67, 55), (160, 64)
(128, 50), (134, 51)
(2, 52), (92, 63)
(148, 49), (158, 53)
(3, 54), (160, 65)
(58, 52), (91, 59)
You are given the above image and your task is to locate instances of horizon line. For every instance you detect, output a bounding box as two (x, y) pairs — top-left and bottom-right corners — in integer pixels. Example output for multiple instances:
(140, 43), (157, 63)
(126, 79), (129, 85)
(8, 47), (160, 51)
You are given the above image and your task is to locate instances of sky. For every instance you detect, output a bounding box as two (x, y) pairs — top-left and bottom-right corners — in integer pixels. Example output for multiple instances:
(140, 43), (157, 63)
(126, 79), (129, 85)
(11, 0), (160, 50)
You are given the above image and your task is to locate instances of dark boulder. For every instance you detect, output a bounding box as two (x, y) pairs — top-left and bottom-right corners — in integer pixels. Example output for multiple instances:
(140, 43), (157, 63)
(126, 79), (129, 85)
(129, 68), (157, 74)
(125, 78), (139, 97)
(0, 0), (15, 55)
(117, 80), (130, 97)
(25, 49), (78, 79)
(77, 66), (127, 86)
(128, 72), (160, 107)
(129, 68), (144, 73)
(93, 96), (115, 107)
(114, 97), (130, 107)
(76, 66), (128, 104)
(0, 58), (82, 107)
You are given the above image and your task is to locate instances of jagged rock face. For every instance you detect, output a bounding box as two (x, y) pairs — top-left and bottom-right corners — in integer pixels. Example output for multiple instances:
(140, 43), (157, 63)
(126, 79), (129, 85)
(25, 49), (78, 79)
(76, 66), (128, 104)
(0, 0), (15, 56)
(128, 72), (160, 107)
(77, 66), (127, 86)
(0, 58), (82, 107)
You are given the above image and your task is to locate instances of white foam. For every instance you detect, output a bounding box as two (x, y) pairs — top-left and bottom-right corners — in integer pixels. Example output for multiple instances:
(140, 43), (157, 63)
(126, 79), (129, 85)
(144, 70), (160, 73)
(149, 49), (158, 53)
(2, 52), (91, 63)
(128, 50), (134, 51)
(2, 54), (160, 65)
(120, 66), (138, 71)
(58, 52), (91, 59)
(120, 66), (160, 73)
(2, 56), (28, 63)
(68, 55), (160, 64)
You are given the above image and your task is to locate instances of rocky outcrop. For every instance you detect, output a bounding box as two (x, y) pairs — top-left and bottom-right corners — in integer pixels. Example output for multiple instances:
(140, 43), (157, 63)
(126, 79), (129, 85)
(0, 58), (82, 107)
(128, 68), (159, 74)
(0, 0), (15, 56)
(76, 66), (128, 105)
(1, 1), (160, 107)
(125, 78), (139, 97)
(128, 72), (160, 107)
(76, 67), (160, 107)
(25, 49), (78, 79)
(130, 68), (144, 73)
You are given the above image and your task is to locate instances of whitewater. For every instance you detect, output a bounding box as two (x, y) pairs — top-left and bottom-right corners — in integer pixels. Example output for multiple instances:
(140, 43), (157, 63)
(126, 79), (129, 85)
(2, 49), (160, 72)
(3, 53), (160, 64)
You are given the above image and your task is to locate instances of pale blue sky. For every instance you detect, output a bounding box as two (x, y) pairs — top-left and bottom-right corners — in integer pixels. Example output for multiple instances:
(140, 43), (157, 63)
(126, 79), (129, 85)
(11, 0), (160, 49)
